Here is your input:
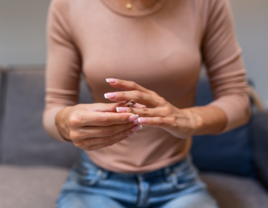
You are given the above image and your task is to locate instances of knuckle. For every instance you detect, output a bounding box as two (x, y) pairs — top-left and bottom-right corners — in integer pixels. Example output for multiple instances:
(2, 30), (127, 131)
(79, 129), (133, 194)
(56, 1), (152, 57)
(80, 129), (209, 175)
(98, 115), (110, 125)
(149, 90), (158, 96)
(163, 107), (172, 116)
(134, 91), (142, 99)
(73, 141), (83, 148)
(130, 81), (137, 89)
(69, 130), (80, 140)
(158, 118), (165, 127)
(158, 97), (167, 105)
(170, 117), (178, 128)
(68, 114), (82, 127)
(141, 108), (149, 117)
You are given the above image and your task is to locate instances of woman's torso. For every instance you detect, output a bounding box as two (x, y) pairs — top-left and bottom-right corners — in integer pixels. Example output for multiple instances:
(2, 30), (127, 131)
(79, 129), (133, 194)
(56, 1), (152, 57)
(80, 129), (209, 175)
(64, 0), (205, 173)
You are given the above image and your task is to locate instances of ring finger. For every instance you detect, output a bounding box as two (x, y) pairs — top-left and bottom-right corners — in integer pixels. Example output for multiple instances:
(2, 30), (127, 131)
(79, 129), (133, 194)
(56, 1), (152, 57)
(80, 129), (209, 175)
(116, 107), (163, 118)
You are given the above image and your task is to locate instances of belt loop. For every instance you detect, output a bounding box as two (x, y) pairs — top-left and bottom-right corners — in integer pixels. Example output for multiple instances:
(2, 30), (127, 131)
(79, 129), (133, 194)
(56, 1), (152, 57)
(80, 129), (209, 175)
(100, 170), (109, 180)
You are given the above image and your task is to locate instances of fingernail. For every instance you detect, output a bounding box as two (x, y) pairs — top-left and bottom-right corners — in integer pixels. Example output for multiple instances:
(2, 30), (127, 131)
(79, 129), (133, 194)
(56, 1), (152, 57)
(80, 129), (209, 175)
(127, 132), (136, 137)
(129, 115), (139, 122)
(138, 117), (147, 124)
(133, 119), (139, 125)
(131, 125), (142, 132)
(106, 78), (117, 84)
(104, 92), (117, 99)
(116, 107), (128, 113)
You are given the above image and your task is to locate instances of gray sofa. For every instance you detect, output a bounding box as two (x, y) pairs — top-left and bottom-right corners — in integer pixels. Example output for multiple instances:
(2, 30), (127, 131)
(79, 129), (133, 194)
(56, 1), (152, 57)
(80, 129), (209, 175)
(0, 66), (268, 208)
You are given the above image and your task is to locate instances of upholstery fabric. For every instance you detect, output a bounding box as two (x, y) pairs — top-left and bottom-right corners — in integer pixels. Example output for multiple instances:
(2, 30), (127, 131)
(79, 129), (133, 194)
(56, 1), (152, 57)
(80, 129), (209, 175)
(201, 173), (268, 208)
(0, 166), (69, 208)
(191, 73), (254, 177)
(0, 166), (267, 208)
(251, 112), (268, 189)
(0, 69), (91, 167)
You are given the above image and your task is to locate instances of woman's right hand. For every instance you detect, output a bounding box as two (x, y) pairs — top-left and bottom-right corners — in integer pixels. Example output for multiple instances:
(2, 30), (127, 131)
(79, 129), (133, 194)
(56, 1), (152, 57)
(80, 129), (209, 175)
(55, 103), (142, 151)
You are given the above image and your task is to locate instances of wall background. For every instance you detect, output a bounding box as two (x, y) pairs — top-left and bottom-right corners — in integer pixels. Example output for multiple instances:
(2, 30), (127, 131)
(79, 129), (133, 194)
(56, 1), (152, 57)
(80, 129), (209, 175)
(0, 0), (267, 107)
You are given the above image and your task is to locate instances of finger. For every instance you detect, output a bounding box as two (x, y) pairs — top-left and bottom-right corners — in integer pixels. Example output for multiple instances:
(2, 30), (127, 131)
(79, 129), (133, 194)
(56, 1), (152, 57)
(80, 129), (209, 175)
(116, 107), (162, 117)
(69, 112), (139, 127)
(104, 91), (161, 107)
(132, 117), (172, 128)
(133, 103), (146, 108)
(106, 78), (152, 94)
(81, 103), (125, 113)
(70, 122), (135, 141)
(75, 124), (142, 148)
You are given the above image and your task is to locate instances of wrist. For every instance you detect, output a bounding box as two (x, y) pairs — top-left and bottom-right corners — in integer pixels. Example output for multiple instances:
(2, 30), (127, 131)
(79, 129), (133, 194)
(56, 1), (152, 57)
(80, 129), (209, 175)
(55, 107), (73, 142)
(181, 108), (204, 136)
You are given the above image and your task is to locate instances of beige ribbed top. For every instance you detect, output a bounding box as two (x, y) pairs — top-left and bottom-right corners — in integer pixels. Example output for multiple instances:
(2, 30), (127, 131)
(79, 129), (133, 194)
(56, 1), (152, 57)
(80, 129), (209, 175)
(43, 0), (250, 173)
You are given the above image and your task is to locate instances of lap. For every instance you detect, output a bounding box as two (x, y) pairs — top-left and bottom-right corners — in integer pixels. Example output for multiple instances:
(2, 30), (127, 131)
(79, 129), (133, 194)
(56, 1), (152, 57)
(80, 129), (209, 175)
(56, 193), (125, 208)
(56, 153), (218, 208)
(159, 192), (218, 208)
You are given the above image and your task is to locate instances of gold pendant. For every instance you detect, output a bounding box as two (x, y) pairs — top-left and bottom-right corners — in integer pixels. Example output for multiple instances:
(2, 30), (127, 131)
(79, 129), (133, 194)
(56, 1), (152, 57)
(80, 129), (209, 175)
(126, 3), (132, 10)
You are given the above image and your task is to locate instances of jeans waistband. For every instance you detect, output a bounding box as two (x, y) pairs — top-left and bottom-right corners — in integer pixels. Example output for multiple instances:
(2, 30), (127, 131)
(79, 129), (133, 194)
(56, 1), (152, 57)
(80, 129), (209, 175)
(80, 151), (192, 179)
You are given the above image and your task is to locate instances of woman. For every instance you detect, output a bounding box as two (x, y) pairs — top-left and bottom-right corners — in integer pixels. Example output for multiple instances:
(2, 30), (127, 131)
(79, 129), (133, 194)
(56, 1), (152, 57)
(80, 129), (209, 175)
(43, 0), (250, 207)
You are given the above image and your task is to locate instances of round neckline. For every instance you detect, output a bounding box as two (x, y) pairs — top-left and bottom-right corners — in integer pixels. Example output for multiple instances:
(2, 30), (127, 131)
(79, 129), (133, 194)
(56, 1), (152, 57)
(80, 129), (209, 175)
(100, 0), (169, 17)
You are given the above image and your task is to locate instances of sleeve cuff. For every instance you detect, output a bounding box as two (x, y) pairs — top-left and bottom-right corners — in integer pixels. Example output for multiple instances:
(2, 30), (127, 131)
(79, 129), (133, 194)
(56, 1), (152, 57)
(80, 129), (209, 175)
(43, 106), (71, 143)
(209, 94), (251, 133)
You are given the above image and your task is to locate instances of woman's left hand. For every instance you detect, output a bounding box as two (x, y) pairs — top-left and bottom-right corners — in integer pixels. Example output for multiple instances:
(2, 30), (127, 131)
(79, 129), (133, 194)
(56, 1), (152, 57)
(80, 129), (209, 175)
(104, 79), (203, 139)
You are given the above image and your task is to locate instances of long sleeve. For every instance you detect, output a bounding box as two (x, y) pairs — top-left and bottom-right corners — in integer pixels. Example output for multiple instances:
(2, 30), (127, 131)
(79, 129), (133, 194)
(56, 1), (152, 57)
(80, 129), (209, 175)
(201, 0), (251, 132)
(43, 0), (81, 142)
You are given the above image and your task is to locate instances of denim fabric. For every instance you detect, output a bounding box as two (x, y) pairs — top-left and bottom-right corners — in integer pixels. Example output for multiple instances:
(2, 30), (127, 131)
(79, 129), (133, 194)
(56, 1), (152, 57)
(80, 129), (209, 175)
(57, 152), (218, 208)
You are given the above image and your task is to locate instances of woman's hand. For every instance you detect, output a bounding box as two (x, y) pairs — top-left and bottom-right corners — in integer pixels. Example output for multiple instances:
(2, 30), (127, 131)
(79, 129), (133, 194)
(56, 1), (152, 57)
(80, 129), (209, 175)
(55, 103), (142, 150)
(104, 79), (204, 139)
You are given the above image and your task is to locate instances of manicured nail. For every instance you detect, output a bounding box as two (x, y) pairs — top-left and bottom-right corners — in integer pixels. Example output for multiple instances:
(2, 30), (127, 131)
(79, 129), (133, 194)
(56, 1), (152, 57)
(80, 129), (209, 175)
(127, 132), (136, 137)
(129, 115), (139, 122)
(133, 119), (139, 125)
(104, 92), (117, 99)
(138, 118), (147, 124)
(116, 107), (128, 113)
(106, 78), (117, 84)
(131, 125), (142, 132)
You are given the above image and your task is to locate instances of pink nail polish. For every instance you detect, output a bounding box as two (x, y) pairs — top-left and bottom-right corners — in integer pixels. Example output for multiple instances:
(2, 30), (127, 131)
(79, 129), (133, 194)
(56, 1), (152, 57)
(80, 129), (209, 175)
(131, 125), (142, 132)
(104, 92), (118, 99)
(138, 118), (147, 124)
(133, 119), (139, 125)
(129, 115), (138, 122)
(117, 107), (128, 113)
(106, 78), (117, 84)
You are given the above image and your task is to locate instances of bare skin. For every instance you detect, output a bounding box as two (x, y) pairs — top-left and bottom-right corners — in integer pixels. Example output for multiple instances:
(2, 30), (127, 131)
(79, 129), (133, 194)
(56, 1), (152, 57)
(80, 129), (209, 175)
(56, 77), (227, 151)
(55, 0), (228, 150)
(105, 78), (228, 139)
(55, 103), (143, 150)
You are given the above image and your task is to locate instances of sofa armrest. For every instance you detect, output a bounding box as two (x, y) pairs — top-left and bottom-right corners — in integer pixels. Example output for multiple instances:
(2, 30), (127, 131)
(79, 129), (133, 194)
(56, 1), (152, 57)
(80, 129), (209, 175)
(251, 112), (268, 189)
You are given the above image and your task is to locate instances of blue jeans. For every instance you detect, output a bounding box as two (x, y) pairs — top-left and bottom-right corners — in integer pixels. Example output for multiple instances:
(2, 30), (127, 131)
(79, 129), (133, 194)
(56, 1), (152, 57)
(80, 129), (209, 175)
(57, 152), (218, 208)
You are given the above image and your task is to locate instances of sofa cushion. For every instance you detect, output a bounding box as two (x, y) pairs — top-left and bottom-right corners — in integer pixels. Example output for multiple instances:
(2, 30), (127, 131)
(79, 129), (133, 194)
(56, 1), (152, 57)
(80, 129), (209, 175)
(0, 165), (69, 208)
(0, 166), (267, 208)
(191, 73), (254, 177)
(0, 68), (92, 167)
(201, 173), (268, 208)
(251, 112), (268, 189)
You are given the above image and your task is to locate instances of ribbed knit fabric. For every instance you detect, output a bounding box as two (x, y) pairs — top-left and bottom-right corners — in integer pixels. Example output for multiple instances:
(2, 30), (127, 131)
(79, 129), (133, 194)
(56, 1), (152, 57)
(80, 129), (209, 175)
(43, 0), (250, 173)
